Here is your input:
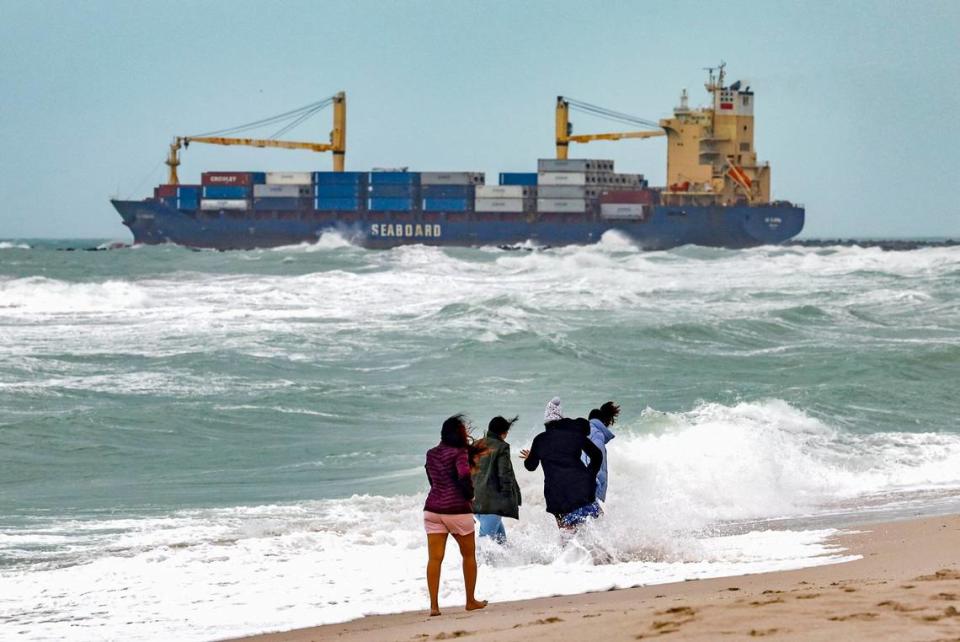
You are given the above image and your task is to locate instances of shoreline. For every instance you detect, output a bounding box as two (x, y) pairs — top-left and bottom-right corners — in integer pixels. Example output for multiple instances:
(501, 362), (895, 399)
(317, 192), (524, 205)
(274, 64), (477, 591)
(224, 513), (960, 641)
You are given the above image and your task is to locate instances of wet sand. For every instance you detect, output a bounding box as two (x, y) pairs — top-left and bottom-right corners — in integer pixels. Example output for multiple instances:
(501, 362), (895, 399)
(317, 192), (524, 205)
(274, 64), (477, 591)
(224, 514), (960, 641)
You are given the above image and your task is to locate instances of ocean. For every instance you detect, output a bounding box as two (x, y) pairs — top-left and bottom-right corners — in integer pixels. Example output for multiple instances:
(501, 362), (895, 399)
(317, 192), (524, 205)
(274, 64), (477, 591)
(1, 234), (958, 641)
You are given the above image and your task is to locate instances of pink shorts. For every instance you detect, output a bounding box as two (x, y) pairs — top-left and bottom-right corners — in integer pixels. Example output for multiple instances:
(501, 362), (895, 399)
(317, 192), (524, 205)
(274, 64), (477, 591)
(423, 511), (476, 536)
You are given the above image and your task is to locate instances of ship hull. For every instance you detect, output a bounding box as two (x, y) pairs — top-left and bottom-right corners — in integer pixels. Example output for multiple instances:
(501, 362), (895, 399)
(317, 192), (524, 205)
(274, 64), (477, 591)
(111, 200), (804, 251)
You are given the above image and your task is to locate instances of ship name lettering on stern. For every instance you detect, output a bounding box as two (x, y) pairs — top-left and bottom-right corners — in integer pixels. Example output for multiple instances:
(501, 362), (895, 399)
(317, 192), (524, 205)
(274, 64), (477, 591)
(370, 224), (442, 238)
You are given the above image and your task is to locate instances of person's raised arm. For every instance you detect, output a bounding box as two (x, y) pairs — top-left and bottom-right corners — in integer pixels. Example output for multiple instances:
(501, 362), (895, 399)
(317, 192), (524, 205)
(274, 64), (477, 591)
(522, 436), (541, 472)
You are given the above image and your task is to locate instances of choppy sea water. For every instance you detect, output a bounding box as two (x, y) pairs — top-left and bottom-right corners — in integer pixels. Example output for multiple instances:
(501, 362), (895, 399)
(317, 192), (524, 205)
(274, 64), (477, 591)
(1, 234), (958, 641)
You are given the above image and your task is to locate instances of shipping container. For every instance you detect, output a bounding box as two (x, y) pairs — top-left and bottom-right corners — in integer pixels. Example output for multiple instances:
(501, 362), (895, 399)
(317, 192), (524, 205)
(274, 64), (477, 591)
(200, 199), (248, 210)
(368, 184), (419, 198)
(315, 183), (364, 199)
(536, 185), (588, 198)
(587, 173), (645, 186)
(368, 197), (416, 211)
(253, 197), (301, 211)
(600, 203), (648, 219)
(315, 197), (362, 211)
(420, 184), (475, 199)
(313, 171), (367, 185)
(475, 198), (526, 213)
(203, 185), (250, 199)
(600, 189), (655, 204)
(538, 172), (587, 186)
(475, 185), (534, 199)
(369, 171), (420, 185)
(254, 184), (303, 198)
(201, 172), (265, 186)
(537, 198), (587, 213)
(155, 184), (178, 198)
(265, 172), (312, 185)
(177, 198), (199, 210)
(423, 198), (471, 212)
(420, 171), (484, 185)
(499, 172), (538, 186)
(537, 159), (614, 172)
(177, 186), (201, 198)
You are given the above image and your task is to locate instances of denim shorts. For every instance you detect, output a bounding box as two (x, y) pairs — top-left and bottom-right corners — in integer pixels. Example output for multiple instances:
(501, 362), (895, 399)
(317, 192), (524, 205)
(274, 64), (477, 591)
(556, 501), (602, 529)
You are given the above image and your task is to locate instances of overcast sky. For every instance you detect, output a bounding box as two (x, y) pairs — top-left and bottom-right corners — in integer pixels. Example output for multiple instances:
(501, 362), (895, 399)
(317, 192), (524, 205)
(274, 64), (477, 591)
(1, 0), (957, 240)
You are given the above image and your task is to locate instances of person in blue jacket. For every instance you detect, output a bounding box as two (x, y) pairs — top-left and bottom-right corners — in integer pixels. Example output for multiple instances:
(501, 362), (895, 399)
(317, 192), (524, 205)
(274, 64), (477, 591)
(583, 401), (619, 503)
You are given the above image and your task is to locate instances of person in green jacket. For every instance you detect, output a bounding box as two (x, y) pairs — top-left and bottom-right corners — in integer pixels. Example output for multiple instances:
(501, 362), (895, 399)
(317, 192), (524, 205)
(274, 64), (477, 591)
(472, 415), (522, 543)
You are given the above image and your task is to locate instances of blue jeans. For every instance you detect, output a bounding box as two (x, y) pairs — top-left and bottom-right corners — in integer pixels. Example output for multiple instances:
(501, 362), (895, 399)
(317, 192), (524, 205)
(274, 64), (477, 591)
(475, 514), (506, 543)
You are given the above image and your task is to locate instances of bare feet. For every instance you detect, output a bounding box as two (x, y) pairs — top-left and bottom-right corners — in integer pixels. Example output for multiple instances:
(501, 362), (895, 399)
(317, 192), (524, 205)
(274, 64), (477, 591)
(465, 599), (488, 611)
(430, 608), (441, 617)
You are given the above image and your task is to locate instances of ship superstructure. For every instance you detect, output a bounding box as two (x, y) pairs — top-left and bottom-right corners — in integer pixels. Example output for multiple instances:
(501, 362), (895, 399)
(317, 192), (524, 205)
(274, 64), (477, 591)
(661, 63), (770, 207)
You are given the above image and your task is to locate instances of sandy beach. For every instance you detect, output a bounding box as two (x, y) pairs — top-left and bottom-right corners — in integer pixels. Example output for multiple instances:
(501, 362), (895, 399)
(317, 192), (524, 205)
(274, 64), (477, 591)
(225, 514), (960, 642)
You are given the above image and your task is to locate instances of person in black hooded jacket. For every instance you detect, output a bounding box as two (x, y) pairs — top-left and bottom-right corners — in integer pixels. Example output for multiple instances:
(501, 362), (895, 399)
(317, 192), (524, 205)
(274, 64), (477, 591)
(521, 396), (603, 530)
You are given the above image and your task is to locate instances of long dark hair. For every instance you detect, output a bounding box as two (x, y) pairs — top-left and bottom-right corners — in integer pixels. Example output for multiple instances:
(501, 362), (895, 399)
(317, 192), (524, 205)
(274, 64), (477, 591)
(441, 414), (488, 469)
(599, 401), (621, 426)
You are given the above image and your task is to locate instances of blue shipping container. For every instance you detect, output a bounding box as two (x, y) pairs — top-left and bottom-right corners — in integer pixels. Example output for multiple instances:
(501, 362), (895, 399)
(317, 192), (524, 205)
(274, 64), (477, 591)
(315, 197), (362, 211)
(368, 197), (416, 211)
(499, 173), (538, 186)
(313, 171), (367, 186)
(252, 172), (267, 184)
(368, 184), (419, 198)
(369, 172), (420, 186)
(203, 185), (250, 199)
(421, 184), (474, 199)
(423, 198), (470, 212)
(315, 184), (364, 198)
(177, 198), (199, 210)
(177, 186), (201, 198)
(253, 197), (301, 211)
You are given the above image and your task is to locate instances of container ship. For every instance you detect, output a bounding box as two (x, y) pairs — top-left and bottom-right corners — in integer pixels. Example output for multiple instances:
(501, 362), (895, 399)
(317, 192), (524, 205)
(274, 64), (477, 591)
(112, 65), (804, 250)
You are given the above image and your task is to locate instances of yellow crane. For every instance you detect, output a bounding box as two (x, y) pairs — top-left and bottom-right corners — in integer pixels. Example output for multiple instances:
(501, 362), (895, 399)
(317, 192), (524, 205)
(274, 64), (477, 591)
(555, 96), (665, 160)
(165, 91), (346, 185)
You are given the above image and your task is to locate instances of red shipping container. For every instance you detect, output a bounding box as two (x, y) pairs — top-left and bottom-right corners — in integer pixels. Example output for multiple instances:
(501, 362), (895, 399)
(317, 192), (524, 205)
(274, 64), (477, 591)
(599, 189), (654, 205)
(202, 172), (255, 186)
(154, 184), (178, 198)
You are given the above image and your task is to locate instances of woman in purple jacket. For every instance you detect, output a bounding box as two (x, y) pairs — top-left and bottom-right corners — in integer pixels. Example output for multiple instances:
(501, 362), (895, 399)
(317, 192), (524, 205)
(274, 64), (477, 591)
(423, 414), (489, 616)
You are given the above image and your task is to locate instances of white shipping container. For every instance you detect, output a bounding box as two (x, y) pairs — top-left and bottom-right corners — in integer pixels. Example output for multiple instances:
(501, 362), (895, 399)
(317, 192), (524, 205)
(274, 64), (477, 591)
(253, 184), (302, 197)
(538, 158), (614, 172)
(538, 172), (587, 186)
(475, 185), (532, 199)
(200, 199), (248, 210)
(266, 172), (313, 185)
(594, 173), (644, 186)
(537, 198), (587, 213)
(420, 171), (485, 185)
(600, 203), (647, 219)
(536, 185), (587, 198)
(475, 198), (526, 213)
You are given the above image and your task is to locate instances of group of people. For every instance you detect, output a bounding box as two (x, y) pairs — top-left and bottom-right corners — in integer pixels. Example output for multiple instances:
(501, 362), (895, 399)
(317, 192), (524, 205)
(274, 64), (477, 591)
(421, 396), (620, 615)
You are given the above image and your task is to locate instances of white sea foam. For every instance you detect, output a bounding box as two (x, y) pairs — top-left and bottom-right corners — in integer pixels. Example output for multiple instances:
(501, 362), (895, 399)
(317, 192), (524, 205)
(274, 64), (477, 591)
(3, 400), (959, 641)
(270, 230), (357, 252)
(0, 241), (30, 250)
(0, 277), (149, 313)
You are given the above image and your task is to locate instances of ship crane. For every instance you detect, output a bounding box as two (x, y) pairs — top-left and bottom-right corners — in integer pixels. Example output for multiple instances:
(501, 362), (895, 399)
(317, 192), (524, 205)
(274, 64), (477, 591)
(165, 91), (346, 185)
(555, 97), (666, 160)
